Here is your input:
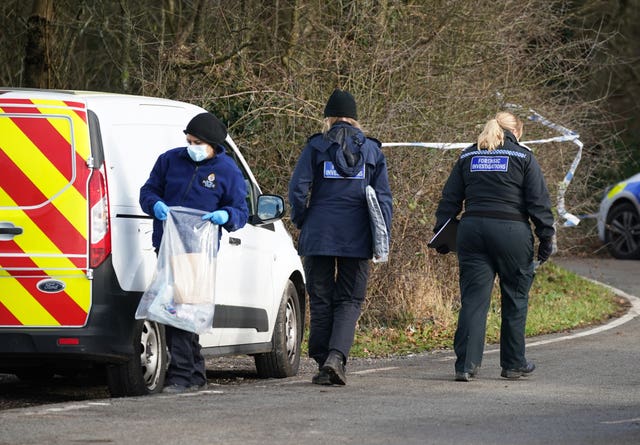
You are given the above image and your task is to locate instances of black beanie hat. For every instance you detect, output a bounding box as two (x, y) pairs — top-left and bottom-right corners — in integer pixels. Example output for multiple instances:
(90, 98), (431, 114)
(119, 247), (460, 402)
(323, 89), (357, 120)
(184, 112), (227, 146)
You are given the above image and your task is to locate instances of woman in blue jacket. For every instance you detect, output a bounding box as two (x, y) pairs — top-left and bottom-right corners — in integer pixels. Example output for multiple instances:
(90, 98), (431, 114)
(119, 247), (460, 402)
(288, 89), (392, 385)
(139, 112), (248, 393)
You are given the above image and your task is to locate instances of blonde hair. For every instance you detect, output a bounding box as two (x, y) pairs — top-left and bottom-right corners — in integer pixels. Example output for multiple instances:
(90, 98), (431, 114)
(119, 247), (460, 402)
(477, 111), (523, 150)
(322, 116), (362, 135)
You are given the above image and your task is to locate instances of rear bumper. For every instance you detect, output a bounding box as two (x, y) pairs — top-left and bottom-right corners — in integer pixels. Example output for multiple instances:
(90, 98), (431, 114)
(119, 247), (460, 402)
(0, 256), (142, 372)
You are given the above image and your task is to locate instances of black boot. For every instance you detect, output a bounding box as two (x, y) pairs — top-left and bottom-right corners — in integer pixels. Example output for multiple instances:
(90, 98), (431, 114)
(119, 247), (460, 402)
(322, 350), (347, 385)
(501, 361), (535, 379)
(311, 368), (332, 385)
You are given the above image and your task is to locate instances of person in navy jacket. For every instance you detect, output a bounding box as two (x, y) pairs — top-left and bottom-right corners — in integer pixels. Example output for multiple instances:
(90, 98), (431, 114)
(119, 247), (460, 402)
(139, 112), (248, 393)
(433, 111), (554, 383)
(288, 89), (392, 385)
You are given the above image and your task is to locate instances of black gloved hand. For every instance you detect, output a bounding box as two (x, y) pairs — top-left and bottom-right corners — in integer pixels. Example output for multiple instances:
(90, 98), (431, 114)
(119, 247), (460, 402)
(537, 238), (553, 264)
(436, 245), (450, 255)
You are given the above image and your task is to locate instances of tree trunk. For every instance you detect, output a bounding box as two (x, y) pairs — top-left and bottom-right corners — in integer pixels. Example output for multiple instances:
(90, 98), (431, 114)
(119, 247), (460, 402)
(281, 0), (300, 70)
(23, 0), (54, 88)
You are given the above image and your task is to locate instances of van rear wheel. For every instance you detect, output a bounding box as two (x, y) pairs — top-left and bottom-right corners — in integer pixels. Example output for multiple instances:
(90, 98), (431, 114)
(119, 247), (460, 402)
(254, 280), (302, 378)
(106, 320), (167, 397)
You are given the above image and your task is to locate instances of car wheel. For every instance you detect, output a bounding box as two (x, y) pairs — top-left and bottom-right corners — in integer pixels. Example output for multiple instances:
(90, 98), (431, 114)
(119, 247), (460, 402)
(254, 280), (302, 378)
(106, 320), (167, 397)
(605, 202), (640, 259)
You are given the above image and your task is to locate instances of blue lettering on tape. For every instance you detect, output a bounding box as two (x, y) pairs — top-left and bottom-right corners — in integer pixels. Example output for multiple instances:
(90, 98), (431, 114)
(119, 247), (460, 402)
(470, 156), (509, 172)
(323, 161), (365, 179)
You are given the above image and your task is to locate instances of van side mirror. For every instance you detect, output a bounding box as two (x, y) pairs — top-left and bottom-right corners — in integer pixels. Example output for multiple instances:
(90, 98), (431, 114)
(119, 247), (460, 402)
(251, 194), (285, 225)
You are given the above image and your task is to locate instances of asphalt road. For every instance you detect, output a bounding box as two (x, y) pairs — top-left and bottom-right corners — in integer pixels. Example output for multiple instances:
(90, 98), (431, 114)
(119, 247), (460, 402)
(0, 257), (639, 445)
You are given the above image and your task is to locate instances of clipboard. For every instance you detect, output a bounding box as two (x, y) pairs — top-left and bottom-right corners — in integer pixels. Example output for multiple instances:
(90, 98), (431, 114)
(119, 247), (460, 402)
(428, 218), (459, 252)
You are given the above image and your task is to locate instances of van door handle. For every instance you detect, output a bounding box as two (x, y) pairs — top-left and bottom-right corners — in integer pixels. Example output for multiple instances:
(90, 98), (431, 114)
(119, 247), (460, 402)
(0, 224), (23, 240)
(0, 227), (23, 235)
(228, 237), (241, 246)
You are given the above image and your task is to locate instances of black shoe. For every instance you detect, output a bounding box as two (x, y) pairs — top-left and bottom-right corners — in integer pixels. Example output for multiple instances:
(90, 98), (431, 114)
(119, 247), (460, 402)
(311, 369), (332, 385)
(189, 382), (207, 391)
(455, 365), (480, 382)
(501, 361), (536, 379)
(162, 384), (190, 394)
(322, 350), (347, 385)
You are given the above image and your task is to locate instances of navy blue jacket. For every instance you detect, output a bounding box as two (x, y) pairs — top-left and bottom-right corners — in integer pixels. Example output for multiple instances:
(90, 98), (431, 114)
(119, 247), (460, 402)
(435, 131), (555, 240)
(139, 145), (249, 249)
(288, 122), (393, 258)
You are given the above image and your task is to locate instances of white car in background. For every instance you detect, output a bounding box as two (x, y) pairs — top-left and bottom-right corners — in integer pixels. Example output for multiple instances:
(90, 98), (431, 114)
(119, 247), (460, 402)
(597, 172), (640, 259)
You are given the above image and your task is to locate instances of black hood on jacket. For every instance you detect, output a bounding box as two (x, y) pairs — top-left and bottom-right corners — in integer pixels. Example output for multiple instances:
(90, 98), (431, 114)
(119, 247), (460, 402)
(326, 123), (365, 177)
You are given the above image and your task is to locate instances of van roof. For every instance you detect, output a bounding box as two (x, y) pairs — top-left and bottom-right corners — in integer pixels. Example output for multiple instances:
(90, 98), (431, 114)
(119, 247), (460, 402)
(0, 87), (208, 120)
(0, 86), (188, 101)
(0, 87), (134, 98)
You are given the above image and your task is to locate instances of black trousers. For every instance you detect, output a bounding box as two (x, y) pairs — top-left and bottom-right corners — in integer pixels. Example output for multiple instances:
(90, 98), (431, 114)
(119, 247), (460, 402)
(155, 248), (206, 388)
(454, 217), (535, 373)
(165, 325), (206, 387)
(304, 256), (369, 366)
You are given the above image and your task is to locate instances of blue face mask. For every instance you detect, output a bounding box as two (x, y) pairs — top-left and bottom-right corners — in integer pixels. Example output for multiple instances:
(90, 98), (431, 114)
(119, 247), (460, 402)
(187, 144), (209, 162)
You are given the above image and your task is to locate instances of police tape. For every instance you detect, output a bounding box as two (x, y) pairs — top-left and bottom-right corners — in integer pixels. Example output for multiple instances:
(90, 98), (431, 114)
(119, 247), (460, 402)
(381, 108), (583, 228)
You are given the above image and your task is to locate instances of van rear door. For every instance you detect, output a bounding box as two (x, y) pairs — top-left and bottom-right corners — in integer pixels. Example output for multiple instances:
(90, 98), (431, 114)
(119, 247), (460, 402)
(0, 95), (93, 327)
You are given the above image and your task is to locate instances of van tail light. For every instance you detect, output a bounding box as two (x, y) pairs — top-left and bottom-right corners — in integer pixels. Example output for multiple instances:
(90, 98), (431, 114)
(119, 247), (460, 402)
(88, 168), (111, 268)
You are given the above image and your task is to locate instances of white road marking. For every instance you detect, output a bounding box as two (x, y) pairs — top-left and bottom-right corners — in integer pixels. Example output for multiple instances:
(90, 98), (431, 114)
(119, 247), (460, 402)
(352, 367), (399, 375)
(601, 417), (640, 425)
(436, 279), (639, 361)
(24, 404), (91, 415)
(526, 280), (640, 348)
(158, 389), (224, 397)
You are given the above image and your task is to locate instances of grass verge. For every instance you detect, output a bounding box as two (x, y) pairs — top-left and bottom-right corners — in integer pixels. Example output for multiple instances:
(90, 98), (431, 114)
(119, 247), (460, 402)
(345, 260), (627, 358)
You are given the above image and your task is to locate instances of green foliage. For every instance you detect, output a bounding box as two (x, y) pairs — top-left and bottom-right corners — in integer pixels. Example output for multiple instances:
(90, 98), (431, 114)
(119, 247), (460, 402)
(524, 261), (623, 335)
(347, 261), (623, 357)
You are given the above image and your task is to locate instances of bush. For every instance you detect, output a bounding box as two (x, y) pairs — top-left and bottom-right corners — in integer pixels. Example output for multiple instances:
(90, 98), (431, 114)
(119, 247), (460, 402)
(2, 0), (630, 328)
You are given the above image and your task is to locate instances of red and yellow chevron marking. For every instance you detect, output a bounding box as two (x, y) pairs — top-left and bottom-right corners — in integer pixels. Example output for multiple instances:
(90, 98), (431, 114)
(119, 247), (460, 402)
(0, 98), (92, 327)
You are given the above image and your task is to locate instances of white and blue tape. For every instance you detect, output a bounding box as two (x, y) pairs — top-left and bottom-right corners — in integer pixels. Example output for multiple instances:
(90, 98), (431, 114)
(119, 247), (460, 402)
(381, 105), (583, 229)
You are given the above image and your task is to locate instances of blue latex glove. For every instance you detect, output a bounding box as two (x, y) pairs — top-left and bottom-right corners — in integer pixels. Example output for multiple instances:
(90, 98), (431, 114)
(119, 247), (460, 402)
(153, 201), (169, 221)
(202, 210), (229, 225)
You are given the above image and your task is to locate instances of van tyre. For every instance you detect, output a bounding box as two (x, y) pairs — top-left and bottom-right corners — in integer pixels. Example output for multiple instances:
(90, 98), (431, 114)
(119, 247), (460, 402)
(106, 320), (167, 397)
(255, 280), (302, 378)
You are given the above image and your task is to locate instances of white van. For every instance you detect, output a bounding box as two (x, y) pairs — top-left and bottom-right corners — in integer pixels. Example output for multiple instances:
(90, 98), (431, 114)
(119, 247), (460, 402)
(0, 88), (306, 396)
